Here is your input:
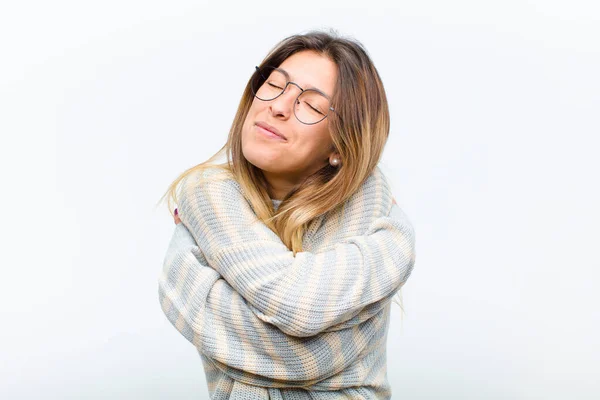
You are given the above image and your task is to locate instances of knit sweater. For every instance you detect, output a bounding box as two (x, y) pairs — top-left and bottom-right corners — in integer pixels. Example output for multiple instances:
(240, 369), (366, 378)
(158, 165), (416, 399)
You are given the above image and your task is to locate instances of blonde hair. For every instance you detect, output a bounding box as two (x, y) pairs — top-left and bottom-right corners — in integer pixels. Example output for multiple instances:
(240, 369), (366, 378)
(157, 28), (407, 312)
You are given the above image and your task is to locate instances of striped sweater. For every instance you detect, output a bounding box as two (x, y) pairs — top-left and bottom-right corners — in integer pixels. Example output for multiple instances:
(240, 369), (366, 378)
(158, 165), (416, 399)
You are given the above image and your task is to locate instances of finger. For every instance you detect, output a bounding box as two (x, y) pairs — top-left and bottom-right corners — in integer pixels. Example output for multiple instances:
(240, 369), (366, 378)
(174, 208), (181, 224)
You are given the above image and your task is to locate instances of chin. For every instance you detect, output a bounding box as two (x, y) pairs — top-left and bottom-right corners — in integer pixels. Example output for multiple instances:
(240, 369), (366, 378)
(242, 145), (276, 170)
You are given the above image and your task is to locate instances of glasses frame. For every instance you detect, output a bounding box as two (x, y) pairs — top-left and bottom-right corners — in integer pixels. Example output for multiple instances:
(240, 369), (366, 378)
(252, 65), (339, 125)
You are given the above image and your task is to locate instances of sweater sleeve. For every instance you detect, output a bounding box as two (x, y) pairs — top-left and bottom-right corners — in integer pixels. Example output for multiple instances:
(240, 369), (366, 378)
(158, 223), (382, 384)
(177, 174), (416, 338)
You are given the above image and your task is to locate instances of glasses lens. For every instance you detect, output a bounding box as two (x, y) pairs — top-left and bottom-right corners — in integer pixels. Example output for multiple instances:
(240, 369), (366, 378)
(252, 66), (287, 101)
(251, 66), (331, 125)
(295, 90), (330, 124)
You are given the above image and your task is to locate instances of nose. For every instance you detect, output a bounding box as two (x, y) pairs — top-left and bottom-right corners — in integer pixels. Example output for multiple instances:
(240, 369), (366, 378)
(269, 82), (303, 119)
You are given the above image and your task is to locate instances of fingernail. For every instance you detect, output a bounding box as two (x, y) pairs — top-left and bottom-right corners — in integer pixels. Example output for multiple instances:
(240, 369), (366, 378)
(174, 208), (178, 216)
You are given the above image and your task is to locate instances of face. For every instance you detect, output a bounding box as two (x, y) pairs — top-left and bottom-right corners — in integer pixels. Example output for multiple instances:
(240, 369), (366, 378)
(241, 50), (339, 187)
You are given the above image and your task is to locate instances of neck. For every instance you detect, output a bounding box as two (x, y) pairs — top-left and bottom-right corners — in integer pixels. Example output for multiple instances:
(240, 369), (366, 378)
(262, 170), (301, 201)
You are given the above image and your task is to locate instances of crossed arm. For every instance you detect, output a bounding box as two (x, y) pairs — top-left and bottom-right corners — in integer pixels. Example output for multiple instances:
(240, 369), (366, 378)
(176, 177), (416, 338)
(158, 222), (388, 385)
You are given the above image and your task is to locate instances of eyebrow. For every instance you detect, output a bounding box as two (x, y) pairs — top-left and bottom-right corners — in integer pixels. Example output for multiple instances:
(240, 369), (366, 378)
(275, 67), (332, 99)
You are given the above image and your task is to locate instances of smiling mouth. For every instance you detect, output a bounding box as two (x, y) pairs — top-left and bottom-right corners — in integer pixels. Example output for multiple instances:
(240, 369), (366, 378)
(256, 124), (287, 141)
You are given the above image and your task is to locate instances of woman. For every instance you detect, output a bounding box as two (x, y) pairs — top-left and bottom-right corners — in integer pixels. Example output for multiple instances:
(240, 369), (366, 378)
(158, 29), (416, 399)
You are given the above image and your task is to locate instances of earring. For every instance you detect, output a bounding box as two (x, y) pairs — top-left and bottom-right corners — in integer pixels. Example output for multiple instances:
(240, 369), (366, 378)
(330, 157), (340, 167)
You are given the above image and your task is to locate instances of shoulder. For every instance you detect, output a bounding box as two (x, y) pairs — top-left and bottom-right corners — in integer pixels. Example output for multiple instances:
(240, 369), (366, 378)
(389, 202), (416, 239)
(182, 165), (235, 190)
(179, 165), (242, 205)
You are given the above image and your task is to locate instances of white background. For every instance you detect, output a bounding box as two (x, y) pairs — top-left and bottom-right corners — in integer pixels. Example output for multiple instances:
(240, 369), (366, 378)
(1, 1), (598, 399)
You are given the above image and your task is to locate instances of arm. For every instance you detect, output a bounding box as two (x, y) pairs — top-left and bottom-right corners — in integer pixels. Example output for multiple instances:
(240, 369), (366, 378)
(177, 170), (416, 338)
(158, 223), (383, 384)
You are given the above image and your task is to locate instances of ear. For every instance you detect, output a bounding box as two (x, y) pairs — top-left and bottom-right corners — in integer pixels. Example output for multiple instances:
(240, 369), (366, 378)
(328, 144), (340, 157)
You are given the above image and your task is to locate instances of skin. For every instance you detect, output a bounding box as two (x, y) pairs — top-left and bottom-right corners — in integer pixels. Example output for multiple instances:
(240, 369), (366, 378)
(240, 50), (341, 201)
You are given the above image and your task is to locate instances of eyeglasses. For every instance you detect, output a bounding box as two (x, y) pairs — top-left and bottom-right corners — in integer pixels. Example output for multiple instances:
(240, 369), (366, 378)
(250, 65), (338, 125)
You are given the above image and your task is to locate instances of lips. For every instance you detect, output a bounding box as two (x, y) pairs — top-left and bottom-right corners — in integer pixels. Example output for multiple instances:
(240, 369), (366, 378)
(255, 121), (286, 140)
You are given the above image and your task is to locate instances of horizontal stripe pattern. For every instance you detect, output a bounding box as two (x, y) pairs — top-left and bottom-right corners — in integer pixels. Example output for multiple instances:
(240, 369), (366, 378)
(158, 165), (416, 399)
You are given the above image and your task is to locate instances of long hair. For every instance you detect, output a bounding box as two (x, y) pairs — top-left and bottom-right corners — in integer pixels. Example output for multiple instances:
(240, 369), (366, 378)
(158, 28), (407, 311)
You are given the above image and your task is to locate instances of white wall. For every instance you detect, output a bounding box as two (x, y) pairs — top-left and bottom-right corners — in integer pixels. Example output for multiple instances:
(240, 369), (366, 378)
(1, 1), (598, 399)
